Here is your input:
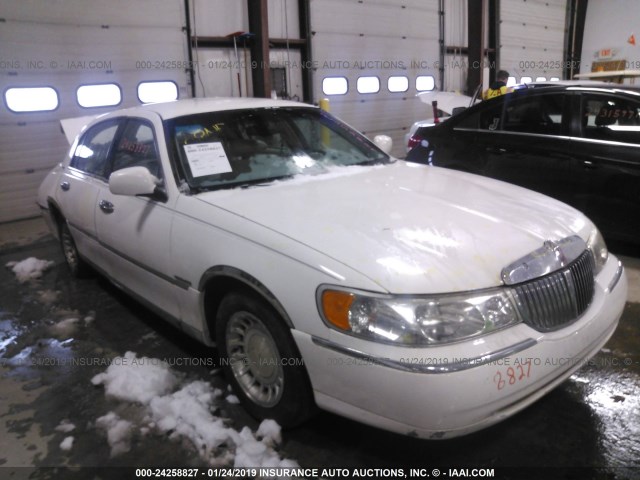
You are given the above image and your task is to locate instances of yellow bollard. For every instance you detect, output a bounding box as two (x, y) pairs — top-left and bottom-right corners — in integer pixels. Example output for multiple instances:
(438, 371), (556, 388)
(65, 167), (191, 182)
(319, 98), (330, 147)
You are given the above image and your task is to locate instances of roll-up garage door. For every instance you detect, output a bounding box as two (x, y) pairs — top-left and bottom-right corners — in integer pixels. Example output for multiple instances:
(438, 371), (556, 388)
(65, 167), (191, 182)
(310, 0), (440, 158)
(0, 0), (190, 222)
(500, 0), (567, 83)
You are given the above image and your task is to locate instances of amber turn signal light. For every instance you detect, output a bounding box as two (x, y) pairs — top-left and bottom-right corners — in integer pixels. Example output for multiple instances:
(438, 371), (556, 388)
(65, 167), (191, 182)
(321, 290), (355, 331)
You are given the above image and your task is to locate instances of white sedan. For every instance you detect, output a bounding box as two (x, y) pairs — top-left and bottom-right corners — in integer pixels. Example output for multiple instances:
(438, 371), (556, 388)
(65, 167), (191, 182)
(37, 97), (627, 439)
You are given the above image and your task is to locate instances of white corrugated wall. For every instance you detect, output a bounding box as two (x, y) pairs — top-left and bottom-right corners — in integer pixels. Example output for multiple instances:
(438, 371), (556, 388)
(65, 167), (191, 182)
(500, 0), (567, 82)
(310, 0), (441, 157)
(0, 0), (190, 222)
(1, 0), (574, 221)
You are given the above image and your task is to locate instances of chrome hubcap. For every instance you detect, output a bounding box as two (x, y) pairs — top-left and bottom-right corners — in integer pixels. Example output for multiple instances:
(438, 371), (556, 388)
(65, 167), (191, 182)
(226, 311), (284, 407)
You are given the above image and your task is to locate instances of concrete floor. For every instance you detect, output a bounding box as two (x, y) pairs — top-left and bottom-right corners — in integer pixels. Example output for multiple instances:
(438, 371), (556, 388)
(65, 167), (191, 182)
(1, 218), (639, 480)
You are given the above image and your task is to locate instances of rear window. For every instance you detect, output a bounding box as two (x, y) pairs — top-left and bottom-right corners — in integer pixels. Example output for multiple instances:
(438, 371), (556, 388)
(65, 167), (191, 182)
(582, 95), (640, 145)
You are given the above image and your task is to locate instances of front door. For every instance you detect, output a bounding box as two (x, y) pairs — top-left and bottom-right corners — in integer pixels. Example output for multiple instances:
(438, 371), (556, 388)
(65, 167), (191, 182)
(94, 118), (180, 320)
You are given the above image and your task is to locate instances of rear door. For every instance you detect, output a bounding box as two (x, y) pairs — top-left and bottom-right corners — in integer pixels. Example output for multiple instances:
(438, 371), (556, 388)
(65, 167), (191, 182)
(572, 92), (640, 244)
(56, 119), (122, 269)
(477, 91), (584, 209)
(444, 91), (585, 211)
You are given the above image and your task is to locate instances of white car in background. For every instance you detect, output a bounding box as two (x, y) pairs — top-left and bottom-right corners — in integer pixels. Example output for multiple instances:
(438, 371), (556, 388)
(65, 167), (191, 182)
(38, 97), (627, 439)
(405, 90), (476, 152)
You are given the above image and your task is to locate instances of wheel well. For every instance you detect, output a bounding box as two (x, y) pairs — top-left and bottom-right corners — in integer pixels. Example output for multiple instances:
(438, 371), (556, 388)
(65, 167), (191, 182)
(47, 200), (64, 232)
(201, 270), (293, 343)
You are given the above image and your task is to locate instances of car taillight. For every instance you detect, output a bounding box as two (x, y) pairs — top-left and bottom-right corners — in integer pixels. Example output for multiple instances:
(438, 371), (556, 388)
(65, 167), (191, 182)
(407, 134), (423, 150)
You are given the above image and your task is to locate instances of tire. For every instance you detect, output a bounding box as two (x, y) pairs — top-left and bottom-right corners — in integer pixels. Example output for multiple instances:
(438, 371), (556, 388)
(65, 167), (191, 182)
(59, 221), (90, 277)
(216, 291), (316, 427)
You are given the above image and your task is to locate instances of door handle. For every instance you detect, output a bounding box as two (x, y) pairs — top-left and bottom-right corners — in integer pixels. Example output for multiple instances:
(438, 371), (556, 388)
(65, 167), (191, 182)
(60, 181), (70, 191)
(98, 200), (114, 214)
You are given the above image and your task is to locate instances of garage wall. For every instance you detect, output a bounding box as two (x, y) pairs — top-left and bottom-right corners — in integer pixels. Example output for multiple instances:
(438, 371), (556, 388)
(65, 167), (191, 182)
(500, 0), (567, 83)
(190, 0), (249, 97)
(580, 0), (640, 82)
(443, 0), (468, 93)
(191, 0), (304, 100)
(0, 0), (190, 223)
(310, 0), (440, 157)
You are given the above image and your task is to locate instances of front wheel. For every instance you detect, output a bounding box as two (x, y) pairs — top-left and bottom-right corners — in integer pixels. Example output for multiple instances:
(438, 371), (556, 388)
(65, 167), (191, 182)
(215, 291), (316, 427)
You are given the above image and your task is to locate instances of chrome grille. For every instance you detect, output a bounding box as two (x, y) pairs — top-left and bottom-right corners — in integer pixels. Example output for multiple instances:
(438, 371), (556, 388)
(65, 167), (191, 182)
(512, 250), (595, 331)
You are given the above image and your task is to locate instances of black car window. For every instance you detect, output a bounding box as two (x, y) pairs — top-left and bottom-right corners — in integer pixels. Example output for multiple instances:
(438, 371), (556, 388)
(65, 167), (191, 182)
(502, 94), (564, 135)
(455, 100), (504, 131)
(70, 120), (120, 177)
(582, 95), (640, 145)
(110, 119), (163, 179)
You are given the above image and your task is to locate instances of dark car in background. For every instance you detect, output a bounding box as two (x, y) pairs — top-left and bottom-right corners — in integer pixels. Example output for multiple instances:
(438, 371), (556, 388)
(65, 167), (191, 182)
(406, 82), (640, 248)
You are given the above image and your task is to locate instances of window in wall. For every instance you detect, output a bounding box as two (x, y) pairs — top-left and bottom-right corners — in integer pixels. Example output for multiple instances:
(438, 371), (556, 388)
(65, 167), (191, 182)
(416, 76), (435, 91)
(322, 77), (348, 95)
(520, 76), (533, 84)
(357, 76), (380, 94)
(77, 84), (122, 108)
(388, 76), (409, 93)
(507, 77), (517, 87)
(4, 87), (58, 112)
(535, 77), (547, 82)
(138, 81), (179, 104)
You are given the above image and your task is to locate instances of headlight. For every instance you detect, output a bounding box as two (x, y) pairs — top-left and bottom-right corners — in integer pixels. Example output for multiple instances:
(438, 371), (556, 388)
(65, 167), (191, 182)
(318, 287), (522, 346)
(587, 228), (608, 275)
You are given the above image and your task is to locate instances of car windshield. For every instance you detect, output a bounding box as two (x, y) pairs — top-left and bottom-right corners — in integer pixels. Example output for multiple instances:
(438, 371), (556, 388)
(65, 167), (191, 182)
(166, 107), (390, 191)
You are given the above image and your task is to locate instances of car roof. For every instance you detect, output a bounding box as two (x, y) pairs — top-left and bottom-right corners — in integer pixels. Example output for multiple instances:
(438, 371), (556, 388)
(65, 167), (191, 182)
(102, 97), (315, 121)
(516, 80), (611, 88)
(514, 81), (640, 94)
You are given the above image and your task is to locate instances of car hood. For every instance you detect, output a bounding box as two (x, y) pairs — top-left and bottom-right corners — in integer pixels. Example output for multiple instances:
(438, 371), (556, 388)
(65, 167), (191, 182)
(195, 162), (591, 294)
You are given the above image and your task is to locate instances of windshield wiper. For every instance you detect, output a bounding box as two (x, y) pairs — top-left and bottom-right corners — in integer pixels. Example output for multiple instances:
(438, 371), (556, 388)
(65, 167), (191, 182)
(191, 175), (295, 192)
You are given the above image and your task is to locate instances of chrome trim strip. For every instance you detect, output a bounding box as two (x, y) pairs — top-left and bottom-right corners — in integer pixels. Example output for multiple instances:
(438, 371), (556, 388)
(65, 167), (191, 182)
(568, 135), (639, 149)
(452, 127), (638, 149)
(311, 336), (538, 374)
(606, 262), (624, 293)
(452, 128), (574, 142)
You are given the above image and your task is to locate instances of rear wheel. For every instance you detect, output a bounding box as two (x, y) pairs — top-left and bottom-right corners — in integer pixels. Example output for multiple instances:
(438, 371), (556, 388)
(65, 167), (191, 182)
(59, 221), (90, 277)
(215, 291), (315, 427)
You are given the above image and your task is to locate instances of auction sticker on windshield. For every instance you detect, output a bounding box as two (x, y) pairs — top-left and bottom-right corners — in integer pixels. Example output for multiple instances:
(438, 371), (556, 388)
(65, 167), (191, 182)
(183, 142), (232, 177)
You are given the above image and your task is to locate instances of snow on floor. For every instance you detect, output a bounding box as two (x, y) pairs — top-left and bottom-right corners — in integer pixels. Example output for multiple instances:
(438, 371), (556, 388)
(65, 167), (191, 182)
(55, 419), (76, 433)
(5, 257), (55, 283)
(59, 436), (74, 451)
(91, 351), (297, 468)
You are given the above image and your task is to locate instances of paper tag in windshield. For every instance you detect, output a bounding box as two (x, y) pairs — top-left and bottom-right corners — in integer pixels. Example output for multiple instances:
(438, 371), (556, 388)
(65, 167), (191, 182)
(183, 142), (232, 177)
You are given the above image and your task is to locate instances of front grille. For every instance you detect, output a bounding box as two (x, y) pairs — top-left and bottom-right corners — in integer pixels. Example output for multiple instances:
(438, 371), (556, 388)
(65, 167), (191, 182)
(512, 250), (595, 331)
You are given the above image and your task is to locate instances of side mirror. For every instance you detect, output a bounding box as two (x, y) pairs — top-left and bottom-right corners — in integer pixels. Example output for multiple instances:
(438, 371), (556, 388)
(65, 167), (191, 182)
(373, 135), (393, 155)
(451, 106), (467, 116)
(109, 166), (161, 198)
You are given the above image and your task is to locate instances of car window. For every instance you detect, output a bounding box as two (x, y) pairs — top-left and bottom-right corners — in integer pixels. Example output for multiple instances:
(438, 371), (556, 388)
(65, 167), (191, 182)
(582, 95), (640, 145)
(502, 93), (565, 135)
(455, 101), (504, 131)
(167, 107), (390, 191)
(70, 120), (120, 177)
(110, 120), (163, 179)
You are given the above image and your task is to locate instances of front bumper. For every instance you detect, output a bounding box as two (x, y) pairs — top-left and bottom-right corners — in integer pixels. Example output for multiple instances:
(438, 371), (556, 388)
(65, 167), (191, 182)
(294, 256), (627, 439)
